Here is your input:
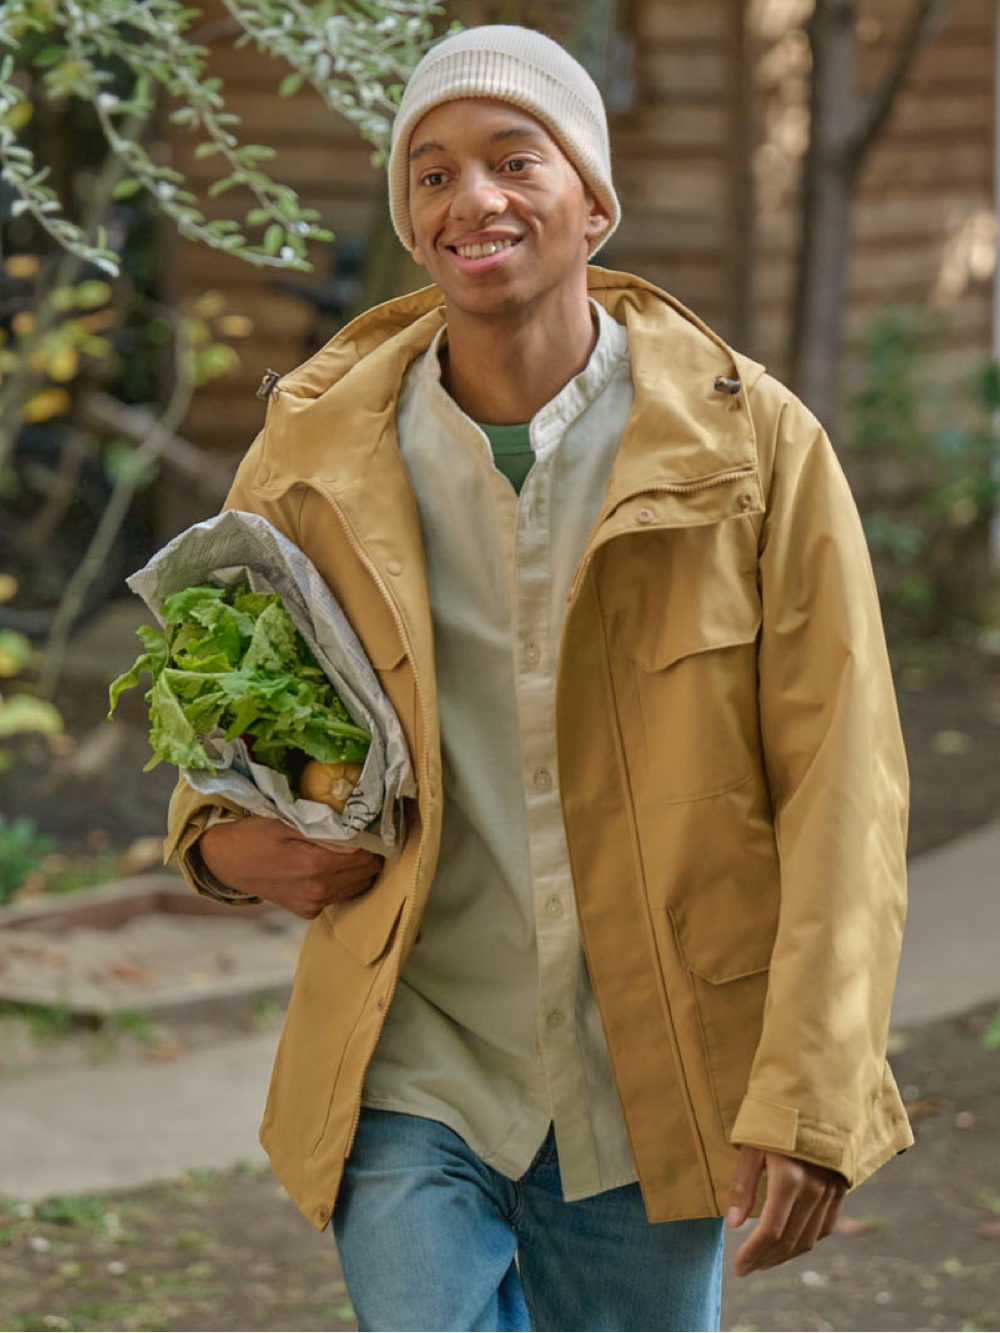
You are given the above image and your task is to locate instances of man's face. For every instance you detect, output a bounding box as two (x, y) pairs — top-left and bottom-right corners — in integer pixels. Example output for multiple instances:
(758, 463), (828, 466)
(406, 98), (609, 320)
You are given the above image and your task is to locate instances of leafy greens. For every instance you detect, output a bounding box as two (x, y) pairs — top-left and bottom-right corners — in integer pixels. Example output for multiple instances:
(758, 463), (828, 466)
(108, 583), (371, 774)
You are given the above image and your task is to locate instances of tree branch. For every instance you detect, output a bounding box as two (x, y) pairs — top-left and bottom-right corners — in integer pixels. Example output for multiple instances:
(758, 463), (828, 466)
(38, 317), (196, 700)
(848, 0), (952, 169)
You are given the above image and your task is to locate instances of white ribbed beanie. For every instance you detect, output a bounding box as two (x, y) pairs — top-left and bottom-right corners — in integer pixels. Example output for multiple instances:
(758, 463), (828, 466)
(387, 25), (620, 257)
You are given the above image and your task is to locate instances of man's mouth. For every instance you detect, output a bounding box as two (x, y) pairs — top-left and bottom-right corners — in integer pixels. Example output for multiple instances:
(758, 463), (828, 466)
(448, 238), (520, 259)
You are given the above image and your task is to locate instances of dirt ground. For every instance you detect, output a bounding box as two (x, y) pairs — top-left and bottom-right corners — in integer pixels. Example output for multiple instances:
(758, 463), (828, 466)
(0, 1001), (996, 1332)
(0, 618), (998, 1331)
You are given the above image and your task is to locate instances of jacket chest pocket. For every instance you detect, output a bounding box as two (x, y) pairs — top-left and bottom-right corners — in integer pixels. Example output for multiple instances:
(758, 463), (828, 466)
(603, 525), (763, 804)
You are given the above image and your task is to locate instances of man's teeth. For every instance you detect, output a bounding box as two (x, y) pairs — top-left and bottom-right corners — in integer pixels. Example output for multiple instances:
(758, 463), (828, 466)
(454, 240), (516, 259)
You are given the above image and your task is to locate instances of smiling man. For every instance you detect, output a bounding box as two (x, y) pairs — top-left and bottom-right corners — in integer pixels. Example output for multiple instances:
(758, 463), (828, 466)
(170, 24), (913, 1332)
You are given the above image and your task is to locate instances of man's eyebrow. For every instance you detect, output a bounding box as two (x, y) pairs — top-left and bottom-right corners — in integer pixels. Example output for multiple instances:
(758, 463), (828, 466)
(487, 124), (548, 145)
(409, 123), (549, 163)
(409, 139), (446, 163)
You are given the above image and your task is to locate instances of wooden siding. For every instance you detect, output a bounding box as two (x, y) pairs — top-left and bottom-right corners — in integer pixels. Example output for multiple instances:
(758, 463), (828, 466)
(748, 0), (996, 395)
(169, 0), (996, 492)
(170, 0), (747, 467)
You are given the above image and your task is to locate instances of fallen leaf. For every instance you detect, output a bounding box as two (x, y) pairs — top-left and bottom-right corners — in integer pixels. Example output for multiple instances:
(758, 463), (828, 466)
(904, 1097), (944, 1121)
(975, 1188), (1000, 1215)
(145, 1041), (185, 1063)
(939, 1256), (971, 1278)
(835, 1215), (884, 1236)
(932, 729), (972, 755)
(108, 961), (154, 983)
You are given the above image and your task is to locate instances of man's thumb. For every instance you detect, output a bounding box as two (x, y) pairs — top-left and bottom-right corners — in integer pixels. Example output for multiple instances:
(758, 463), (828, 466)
(727, 1146), (764, 1228)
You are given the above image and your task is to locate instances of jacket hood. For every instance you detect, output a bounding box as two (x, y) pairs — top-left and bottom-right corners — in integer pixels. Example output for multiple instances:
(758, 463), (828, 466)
(253, 267), (767, 503)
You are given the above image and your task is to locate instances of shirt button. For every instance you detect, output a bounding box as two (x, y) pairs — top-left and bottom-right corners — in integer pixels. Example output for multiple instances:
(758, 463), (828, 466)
(546, 1009), (566, 1030)
(386, 559), (403, 576)
(544, 896), (564, 918)
(636, 507), (655, 525)
(533, 767), (553, 790)
(524, 641), (541, 666)
(737, 492), (755, 510)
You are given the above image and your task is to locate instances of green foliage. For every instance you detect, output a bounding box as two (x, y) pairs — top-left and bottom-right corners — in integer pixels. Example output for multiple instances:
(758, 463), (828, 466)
(0, 998), (74, 1042)
(35, 1194), (108, 1230)
(0, 0), (444, 276)
(983, 1005), (1000, 1051)
(109, 582), (371, 772)
(847, 310), (1000, 632)
(0, 813), (54, 903)
(0, 575), (64, 771)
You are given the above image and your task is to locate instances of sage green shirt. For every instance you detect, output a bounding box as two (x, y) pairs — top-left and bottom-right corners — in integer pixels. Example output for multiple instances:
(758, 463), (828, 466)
(480, 421), (534, 495)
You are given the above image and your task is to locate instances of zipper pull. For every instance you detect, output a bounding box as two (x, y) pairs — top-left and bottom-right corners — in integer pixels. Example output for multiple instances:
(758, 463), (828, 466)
(256, 368), (281, 400)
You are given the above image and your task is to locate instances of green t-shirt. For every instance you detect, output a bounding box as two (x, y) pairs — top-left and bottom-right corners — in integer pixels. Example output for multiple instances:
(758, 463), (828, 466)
(479, 421), (534, 495)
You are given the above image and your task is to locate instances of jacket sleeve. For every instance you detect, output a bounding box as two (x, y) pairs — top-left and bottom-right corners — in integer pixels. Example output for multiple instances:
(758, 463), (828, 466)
(729, 381), (912, 1182)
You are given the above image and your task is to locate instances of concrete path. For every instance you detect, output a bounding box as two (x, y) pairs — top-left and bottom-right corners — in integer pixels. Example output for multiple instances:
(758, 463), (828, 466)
(0, 1031), (275, 1201)
(892, 816), (1000, 1027)
(1, 818), (998, 1203)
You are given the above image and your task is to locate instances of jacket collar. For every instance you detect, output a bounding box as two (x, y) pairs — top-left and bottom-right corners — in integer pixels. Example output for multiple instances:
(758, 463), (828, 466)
(254, 268), (765, 508)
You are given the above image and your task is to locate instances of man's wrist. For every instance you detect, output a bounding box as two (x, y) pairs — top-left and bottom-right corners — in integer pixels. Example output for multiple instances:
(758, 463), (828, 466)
(186, 836), (260, 905)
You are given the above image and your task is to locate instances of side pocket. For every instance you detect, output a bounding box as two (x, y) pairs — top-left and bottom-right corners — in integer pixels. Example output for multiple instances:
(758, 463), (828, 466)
(667, 908), (769, 1135)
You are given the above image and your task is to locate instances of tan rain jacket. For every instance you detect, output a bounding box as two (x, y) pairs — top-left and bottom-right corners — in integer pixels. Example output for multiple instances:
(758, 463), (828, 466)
(166, 268), (914, 1230)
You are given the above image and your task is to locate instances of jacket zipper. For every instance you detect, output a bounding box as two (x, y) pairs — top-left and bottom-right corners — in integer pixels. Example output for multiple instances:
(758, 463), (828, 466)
(311, 480), (433, 1160)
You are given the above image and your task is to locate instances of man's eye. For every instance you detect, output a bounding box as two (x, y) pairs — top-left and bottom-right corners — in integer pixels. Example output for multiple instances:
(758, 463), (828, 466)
(505, 158), (529, 173)
(421, 171), (446, 187)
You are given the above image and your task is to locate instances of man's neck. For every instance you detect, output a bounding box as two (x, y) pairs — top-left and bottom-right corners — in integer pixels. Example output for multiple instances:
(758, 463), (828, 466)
(440, 289), (598, 425)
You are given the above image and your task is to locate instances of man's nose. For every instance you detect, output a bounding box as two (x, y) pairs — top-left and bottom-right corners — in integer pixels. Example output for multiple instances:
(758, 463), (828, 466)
(451, 167), (505, 222)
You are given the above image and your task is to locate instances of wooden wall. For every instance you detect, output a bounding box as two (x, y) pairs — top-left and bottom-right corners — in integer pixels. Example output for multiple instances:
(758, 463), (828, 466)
(163, 0), (996, 531)
(749, 0), (996, 392)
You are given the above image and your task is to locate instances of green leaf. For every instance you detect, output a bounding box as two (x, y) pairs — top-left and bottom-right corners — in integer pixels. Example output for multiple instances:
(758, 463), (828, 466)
(147, 672), (211, 770)
(263, 223), (284, 256)
(0, 695), (63, 739)
(110, 581), (369, 779)
(112, 177), (144, 201)
(0, 629), (33, 677)
(75, 279), (112, 309)
(33, 45), (68, 68)
(279, 72), (305, 98)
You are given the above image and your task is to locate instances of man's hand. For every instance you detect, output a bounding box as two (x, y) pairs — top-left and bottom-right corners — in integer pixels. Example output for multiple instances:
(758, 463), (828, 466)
(727, 1146), (846, 1276)
(199, 816), (384, 919)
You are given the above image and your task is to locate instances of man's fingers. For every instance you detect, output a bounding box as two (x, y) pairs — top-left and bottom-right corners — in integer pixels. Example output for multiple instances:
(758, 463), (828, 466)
(728, 1147), (765, 1229)
(754, 1189), (829, 1271)
(733, 1160), (799, 1277)
(818, 1183), (847, 1240)
(732, 1153), (847, 1276)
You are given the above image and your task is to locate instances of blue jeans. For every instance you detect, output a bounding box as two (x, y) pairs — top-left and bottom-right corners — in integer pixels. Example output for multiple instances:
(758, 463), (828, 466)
(332, 1109), (723, 1332)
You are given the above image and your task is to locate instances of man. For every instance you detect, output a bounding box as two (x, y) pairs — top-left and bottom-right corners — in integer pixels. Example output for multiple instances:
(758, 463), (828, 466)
(167, 24), (913, 1332)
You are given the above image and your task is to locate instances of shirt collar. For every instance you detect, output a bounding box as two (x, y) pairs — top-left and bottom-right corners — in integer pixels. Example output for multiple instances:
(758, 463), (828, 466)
(416, 300), (630, 463)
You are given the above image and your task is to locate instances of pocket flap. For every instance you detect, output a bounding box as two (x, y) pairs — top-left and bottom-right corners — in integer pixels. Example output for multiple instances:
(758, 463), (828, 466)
(360, 613), (406, 672)
(667, 891), (776, 985)
(625, 573), (760, 673)
(325, 882), (405, 965)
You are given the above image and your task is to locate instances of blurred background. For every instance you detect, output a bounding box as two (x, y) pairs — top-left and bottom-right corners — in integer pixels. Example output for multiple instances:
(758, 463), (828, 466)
(0, 3), (998, 1331)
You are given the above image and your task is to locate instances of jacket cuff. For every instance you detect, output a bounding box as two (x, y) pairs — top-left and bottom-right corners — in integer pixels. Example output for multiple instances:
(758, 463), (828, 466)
(174, 808), (262, 906)
(730, 1095), (855, 1184)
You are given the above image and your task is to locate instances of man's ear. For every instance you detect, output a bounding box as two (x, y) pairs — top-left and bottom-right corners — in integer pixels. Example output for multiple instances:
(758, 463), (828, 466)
(410, 237), (428, 269)
(584, 193), (611, 246)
